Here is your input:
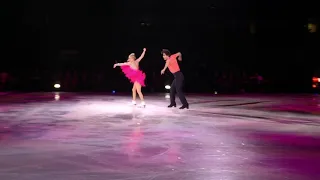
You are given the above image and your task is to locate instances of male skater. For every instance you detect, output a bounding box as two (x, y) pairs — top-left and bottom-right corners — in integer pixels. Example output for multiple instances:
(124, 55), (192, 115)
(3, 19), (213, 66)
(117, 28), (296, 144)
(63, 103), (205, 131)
(160, 49), (189, 109)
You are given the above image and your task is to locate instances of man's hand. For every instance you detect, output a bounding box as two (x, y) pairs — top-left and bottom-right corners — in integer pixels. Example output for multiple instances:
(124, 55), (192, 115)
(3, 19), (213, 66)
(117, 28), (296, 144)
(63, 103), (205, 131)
(177, 52), (182, 61)
(143, 48), (146, 52)
(113, 64), (117, 68)
(161, 69), (165, 75)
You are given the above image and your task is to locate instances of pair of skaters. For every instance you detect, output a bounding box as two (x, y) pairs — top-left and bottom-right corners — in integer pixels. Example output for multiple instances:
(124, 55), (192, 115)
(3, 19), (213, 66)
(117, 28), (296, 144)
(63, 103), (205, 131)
(113, 48), (189, 109)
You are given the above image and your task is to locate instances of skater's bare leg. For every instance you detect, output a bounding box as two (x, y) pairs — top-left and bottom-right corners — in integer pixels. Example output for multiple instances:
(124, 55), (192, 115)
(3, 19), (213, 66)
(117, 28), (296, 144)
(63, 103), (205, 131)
(135, 82), (145, 106)
(132, 83), (137, 104)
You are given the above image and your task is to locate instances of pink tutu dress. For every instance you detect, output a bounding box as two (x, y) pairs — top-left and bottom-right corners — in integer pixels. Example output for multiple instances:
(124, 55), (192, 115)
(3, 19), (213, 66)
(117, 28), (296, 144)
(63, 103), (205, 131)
(120, 65), (146, 87)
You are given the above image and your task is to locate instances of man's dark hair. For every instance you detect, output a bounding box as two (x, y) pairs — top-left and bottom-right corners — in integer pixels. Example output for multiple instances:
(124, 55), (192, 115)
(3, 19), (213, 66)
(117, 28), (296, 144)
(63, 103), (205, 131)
(161, 49), (171, 56)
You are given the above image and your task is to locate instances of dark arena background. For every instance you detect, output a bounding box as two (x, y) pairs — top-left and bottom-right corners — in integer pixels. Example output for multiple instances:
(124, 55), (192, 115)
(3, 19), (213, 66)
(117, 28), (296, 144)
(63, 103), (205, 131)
(1, 1), (320, 180)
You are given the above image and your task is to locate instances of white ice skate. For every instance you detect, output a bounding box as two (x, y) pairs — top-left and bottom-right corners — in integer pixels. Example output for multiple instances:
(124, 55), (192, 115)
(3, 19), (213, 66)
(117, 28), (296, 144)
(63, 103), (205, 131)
(131, 100), (137, 106)
(138, 101), (146, 108)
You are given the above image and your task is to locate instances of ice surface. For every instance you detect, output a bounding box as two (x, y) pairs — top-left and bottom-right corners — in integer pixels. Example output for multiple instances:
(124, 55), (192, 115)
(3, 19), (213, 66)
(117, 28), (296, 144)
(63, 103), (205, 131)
(0, 92), (320, 180)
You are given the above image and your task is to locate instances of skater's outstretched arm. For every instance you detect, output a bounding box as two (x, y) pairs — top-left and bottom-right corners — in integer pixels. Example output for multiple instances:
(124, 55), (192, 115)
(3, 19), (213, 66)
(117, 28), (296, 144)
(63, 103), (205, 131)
(160, 59), (170, 74)
(113, 62), (129, 68)
(136, 48), (146, 62)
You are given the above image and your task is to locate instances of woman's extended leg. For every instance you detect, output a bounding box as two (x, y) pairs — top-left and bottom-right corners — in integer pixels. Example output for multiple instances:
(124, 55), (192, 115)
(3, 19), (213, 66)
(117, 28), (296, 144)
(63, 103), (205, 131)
(132, 83), (137, 105)
(135, 82), (145, 107)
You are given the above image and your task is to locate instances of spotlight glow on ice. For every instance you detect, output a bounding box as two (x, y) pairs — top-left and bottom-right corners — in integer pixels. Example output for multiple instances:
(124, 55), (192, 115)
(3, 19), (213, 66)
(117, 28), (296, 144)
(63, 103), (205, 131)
(54, 95), (60, 100)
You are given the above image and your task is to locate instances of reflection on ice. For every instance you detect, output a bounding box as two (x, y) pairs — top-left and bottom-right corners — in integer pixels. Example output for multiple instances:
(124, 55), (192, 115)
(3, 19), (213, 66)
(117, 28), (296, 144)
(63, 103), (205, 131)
(0, 93), (319, 180)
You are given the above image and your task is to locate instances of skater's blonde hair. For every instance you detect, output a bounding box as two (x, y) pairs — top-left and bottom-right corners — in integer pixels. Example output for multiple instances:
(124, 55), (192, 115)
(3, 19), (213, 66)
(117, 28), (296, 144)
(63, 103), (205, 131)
(128, 53), (136, 59)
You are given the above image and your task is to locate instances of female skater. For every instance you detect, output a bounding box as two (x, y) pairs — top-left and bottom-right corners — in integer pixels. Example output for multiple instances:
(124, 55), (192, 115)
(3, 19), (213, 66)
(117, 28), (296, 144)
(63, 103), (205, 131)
(113, 48), (147, 107)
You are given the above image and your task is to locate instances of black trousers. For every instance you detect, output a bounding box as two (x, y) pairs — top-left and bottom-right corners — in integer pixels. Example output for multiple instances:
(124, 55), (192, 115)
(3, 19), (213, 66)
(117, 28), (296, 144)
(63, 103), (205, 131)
(170, 71), (188, 105)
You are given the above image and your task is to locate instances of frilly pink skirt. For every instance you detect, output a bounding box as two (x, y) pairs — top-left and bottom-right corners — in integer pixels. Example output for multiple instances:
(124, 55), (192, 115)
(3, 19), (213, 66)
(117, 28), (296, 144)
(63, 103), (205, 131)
(120, 65), (146, 87)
